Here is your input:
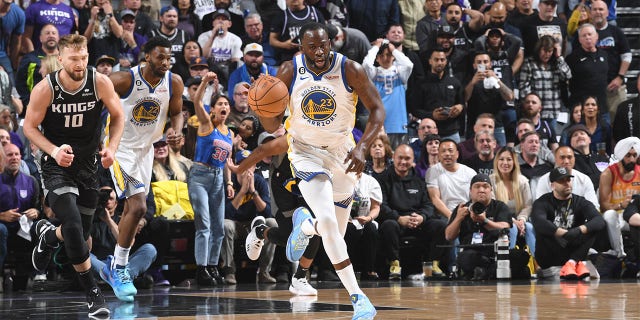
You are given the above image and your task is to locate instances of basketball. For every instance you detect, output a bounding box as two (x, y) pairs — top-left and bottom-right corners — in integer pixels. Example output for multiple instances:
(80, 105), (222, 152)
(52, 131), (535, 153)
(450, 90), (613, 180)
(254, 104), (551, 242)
(248, 75), (289, 118)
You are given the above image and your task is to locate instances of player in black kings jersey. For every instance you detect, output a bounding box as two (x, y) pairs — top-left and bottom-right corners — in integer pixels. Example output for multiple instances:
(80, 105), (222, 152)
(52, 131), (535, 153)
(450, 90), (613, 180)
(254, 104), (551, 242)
(23, 34), (124, 318)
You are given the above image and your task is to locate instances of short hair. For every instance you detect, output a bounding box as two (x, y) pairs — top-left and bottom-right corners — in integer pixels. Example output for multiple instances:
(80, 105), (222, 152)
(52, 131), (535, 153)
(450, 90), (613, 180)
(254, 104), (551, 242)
(422, 133), (441, 151)
(439, 138), (459, 153)
(520, 130), (540, 143)
(143, 36), (172, 54)
(475, 113), (495, 125)
(578, 23), (597, 35)
(474, 50), (491, 60)
(299, 22), (328, 42)
(245, 13), (262, 25)
(445, 2), (462, 11)
(386, 23), (404, 33)
(516, 118), (535, 128)
(475, 130), (495, 142)
(554, 145), (573, 156)
(234, 82), (250, 94)
(57, 34), (87, 51)
(429, 47), (447, 57)
(523, 92), (542, 102)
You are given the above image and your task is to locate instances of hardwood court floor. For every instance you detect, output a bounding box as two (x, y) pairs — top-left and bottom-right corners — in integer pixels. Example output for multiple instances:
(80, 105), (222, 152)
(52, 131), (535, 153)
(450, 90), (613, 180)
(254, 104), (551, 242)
(0, 278), (639, 319)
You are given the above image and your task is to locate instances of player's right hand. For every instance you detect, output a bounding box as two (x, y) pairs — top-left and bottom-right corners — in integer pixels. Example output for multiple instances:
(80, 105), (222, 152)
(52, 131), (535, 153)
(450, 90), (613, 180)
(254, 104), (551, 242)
(53, 144), (74, 167)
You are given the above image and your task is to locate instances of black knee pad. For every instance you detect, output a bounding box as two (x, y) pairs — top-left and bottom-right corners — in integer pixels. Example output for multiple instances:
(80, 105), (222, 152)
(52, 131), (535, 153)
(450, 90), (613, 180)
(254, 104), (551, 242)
(302, 235), (321, 260)
(50, 192), (91, 265)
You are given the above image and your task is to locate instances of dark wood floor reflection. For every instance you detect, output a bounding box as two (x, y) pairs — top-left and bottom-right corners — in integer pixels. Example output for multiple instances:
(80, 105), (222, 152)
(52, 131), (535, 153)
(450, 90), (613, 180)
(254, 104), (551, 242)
(0, 279), (639, 319)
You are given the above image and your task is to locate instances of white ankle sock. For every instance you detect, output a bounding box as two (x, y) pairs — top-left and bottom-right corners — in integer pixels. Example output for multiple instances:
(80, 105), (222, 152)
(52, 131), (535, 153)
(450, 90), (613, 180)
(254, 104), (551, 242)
(114, 244), (130, 267)
(335, 264), (363, 296)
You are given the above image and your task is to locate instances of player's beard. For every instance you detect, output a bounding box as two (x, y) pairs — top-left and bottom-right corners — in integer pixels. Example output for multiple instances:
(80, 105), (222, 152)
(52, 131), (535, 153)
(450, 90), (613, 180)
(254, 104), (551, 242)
(147, 60), (167, 78)
(66, 67), (85, 81)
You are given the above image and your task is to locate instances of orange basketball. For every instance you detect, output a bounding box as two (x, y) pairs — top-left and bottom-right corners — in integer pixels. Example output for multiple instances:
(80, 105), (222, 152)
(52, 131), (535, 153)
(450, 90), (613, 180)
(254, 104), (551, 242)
(248, 75), (289, 118)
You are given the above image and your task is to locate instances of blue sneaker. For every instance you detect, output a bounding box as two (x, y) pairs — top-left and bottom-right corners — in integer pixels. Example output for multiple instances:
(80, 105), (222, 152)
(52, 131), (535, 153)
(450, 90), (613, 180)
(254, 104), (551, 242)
(351, 294), (376, 320)
(100, 255), (137, 302)
(286, 207), (312, 262)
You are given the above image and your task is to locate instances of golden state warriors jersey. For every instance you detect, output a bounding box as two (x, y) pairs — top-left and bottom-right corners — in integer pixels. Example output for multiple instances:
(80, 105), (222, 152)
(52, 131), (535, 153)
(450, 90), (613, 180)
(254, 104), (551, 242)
(285, 52), (357, 148)
(119, 64), (172, 148)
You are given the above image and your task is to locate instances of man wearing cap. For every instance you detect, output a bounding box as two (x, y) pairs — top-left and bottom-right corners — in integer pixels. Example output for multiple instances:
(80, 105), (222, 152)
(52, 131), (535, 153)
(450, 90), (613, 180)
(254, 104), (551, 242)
(445, 174), (512, 280)
(95, 55), (116, 76)
(569, 124), (603, 188)
(519, 0), (568, 57)
(118, 9), (147, 71)
(227, 42), (277, 106)
(378, 144), (448, 280)
(149, 6), (191, 68)
(599, 137), (640, 259)
(531, 166), (606, 279)
(118, 0), (155, 38)
(222, 150), (277, 284)
(198, 8), (242, 64)
(84, 0), (123, 66)
(184, 57), (220, 107)
(202, 0), (245, 38)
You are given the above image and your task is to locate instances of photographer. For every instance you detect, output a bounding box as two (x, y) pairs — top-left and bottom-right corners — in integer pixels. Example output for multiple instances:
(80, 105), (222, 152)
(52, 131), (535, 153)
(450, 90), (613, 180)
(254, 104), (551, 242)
(531, 167), (606, 280)
(89, 187), (157, 289)
(445, 174), (512, 280)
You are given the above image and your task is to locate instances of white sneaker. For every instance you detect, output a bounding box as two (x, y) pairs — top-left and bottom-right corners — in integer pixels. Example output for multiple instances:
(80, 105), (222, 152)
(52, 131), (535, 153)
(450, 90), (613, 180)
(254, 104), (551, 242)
(289, 276), (317, 296)
(245, 216), (266, 261)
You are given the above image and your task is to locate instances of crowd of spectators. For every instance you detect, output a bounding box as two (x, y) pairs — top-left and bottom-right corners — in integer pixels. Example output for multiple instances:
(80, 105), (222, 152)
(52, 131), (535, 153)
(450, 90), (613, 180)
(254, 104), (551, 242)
(1, 0), (640, 292)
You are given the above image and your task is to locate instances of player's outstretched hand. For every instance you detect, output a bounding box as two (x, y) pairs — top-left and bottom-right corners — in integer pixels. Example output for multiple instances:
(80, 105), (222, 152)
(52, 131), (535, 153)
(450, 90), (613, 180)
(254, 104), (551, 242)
(345, 145), (366, 174)
(166, 128), (184, 148)
(53, 144), (74, 167)
(99, 147), (115, 168)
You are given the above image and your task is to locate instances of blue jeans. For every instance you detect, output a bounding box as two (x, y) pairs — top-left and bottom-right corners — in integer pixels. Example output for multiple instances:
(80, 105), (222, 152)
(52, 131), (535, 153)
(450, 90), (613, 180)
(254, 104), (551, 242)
(90, 243), (157, 278)
(494, 126), (506, 147)
(188, 163), (225, 266)
(0, 223), (8, 269)
(509, 222), (536, 257)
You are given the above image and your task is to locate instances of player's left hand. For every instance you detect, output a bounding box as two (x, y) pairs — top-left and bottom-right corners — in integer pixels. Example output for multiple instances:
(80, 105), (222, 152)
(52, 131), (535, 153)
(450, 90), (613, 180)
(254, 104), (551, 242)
(99, 148), (115, 168)
(345, 144), (366, 174)
(165, 128), (183, 148)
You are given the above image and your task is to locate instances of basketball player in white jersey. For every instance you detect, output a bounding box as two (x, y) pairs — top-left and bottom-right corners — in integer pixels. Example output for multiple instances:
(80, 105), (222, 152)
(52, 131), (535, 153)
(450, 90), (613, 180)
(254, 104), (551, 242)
(24, 34), (124, 318)
(258, 22), (385, 319)
(103, 36), (185, 302)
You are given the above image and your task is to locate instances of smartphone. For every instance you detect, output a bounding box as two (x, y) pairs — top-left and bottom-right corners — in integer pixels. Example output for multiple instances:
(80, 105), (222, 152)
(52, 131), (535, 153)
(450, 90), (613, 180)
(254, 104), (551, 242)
(477, 64), (486, 72)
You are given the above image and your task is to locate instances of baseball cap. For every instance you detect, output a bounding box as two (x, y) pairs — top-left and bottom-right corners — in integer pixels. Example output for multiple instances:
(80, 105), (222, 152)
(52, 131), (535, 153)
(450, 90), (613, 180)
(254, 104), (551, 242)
(542, 0), (558, 4)
(243, 43), (263, 56)
(257, 131), (276, 145)
(120, 9), (135, 19)
(153, 135), (167, 148)
(437, 25), (455, 38)
(550, 167), (574, 182)
(185, 76), (202, 87)
(568, 124), (591, 138)
(211, 9), (231, 20)
(235, 149), (251, 163)
(470, 174), (492, 187)
(160, 5), (177, 16)
(189, 56), (209, 69)
(96, 55), (115, 66)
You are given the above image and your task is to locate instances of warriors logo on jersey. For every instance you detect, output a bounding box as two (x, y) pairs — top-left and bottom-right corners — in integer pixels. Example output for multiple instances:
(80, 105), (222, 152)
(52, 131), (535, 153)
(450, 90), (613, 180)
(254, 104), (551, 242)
(131, 97), (162, 127)
(300, 87), (337, 126)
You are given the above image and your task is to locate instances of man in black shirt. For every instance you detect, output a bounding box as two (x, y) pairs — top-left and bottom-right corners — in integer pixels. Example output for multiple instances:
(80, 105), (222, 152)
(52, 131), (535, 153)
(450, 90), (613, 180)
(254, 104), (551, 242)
(378, 144), (448, 280)
(566, 23), (609, 116)
(462, 130), (497, 176)
(612, 88), (640, 143)
(519, 0), (568, 57)
(445, 174), (511, 280)
(414, 48), (465, 142)
(531, 167), (606, 280)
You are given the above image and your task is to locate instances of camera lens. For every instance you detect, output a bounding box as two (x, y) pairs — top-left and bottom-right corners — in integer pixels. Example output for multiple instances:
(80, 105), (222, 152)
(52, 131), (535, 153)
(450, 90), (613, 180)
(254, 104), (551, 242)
(471, 202), (486, 215)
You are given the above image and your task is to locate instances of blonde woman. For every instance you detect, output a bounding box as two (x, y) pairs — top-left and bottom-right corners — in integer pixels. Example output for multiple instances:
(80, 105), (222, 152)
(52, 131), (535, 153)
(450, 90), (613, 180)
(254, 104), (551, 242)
(151, 137), (189, 182)
(39, 54), (62, 77)
(490, 147), (535, 254)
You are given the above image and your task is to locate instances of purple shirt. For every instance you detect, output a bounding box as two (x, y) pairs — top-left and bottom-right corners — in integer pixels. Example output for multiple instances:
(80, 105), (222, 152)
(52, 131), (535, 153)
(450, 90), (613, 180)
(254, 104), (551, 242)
(26, 0), (75, 49)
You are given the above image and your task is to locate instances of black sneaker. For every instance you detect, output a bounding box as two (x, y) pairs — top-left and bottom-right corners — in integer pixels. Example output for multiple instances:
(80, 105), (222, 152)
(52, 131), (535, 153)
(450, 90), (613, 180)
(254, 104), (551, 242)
(87, 286), (110, 318)
(32, 220), (58, 273)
